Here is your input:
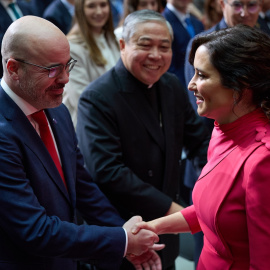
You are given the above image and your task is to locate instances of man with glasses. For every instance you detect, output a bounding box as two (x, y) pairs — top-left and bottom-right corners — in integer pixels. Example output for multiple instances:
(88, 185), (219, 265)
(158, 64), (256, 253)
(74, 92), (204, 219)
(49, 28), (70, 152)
(0, 15), (163, 270)
(183, 0), (269, 267)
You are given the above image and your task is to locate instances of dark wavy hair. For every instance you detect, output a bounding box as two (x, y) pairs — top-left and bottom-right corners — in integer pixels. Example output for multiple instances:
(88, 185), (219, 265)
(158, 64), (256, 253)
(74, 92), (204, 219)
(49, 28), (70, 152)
(189, 24), (270, 119)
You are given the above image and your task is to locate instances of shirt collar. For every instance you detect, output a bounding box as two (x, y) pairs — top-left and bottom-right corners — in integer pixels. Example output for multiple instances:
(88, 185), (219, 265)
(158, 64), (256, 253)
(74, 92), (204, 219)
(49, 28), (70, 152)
(1, 79), (38, 116)
(0, 0), (16, 8)
(166, 3), (189, 24)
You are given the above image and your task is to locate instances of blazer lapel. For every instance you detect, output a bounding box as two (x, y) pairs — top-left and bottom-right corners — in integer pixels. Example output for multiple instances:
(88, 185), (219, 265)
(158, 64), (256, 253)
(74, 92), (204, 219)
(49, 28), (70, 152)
(0, 88), (70, 202)
(196, 142), (263, 258)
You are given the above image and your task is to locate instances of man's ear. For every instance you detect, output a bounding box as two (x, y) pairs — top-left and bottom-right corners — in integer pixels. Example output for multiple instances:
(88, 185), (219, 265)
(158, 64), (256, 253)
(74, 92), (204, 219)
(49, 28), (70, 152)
(6, 59), (20, 80)
(119, 38), (126, 50)
(6, 58), (20, 77)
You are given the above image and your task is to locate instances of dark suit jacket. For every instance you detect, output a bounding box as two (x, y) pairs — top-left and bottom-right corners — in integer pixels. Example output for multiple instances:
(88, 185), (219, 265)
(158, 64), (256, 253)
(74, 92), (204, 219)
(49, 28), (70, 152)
(257, 14), (270, 35)
(77, 59), (210, 268)
(162, 7), (204, 87)
(0, 86), (126, 270)
(30, 0), (54, 16)
(0, 1), (33, 77)
(43, 0), (73, 35)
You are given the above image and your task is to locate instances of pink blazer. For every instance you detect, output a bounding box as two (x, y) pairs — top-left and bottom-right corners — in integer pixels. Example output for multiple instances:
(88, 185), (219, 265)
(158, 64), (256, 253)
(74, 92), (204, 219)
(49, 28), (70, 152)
(182, 111), (270, 269)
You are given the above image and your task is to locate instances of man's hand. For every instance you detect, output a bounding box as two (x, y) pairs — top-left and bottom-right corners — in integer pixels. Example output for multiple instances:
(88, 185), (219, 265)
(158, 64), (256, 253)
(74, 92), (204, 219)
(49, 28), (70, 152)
(123, 216), (164, 256)
(126, 250), (163, 270)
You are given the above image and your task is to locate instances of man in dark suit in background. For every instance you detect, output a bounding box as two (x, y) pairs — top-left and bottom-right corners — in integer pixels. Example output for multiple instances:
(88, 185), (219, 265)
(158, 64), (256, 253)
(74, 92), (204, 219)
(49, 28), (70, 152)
(0, 0), (33, 78)
(43, 0), (75, 35)
(30, 0), (54, 16)
(77, 10), (210, 270)
(259, 0), (270, 35)
(162, 0), (204, 87)
(0, 15), (162, 270)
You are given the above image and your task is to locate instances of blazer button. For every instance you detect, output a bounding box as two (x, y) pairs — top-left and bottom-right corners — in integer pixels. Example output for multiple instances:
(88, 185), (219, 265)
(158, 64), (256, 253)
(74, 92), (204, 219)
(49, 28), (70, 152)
(148, 170), (153, 177)
(179, 160), (181, 166)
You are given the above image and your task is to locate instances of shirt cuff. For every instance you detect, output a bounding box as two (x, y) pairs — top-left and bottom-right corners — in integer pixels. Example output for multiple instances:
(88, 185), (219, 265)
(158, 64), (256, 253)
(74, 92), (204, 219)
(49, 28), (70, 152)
(123, 228), (128, 257)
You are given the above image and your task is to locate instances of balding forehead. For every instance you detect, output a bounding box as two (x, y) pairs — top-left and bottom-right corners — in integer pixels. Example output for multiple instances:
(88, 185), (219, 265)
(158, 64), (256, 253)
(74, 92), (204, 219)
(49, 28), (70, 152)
(2, 16), (68, 59)
(9, 16), (65, 41)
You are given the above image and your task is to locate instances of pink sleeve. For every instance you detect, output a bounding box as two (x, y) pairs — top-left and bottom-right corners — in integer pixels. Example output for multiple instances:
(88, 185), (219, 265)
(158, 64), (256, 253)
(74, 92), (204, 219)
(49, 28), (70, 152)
(181, 205), (201, 234)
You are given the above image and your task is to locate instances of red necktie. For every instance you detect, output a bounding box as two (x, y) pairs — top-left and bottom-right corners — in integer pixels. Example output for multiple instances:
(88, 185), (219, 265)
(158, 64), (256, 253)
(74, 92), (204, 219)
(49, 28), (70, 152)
(32, 110), (67, 189)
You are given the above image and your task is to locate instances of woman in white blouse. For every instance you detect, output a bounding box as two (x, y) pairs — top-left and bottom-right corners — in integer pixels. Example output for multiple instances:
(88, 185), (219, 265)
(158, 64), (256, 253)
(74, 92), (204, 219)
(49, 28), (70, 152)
(63, 0), (120, 127)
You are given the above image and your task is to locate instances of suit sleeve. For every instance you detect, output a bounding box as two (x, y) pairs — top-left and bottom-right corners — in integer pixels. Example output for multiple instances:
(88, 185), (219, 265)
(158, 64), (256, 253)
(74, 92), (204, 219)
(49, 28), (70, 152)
(77, 87), (173, 221)
(0, 112), (126, 270)
(244, 146), (270, 269)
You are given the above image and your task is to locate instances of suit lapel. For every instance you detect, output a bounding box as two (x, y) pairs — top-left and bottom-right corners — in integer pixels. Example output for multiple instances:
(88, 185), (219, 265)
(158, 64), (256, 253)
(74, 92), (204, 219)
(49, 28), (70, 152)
(163, 8), (190, 38)
(45, 109), (76, 206)
(0, 88), (70, 202)
(115, 62), (165, 151)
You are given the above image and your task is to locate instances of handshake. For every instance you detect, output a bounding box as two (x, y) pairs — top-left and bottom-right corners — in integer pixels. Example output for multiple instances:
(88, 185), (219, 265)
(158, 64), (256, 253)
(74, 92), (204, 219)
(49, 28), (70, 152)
(123, 216), (163, 270)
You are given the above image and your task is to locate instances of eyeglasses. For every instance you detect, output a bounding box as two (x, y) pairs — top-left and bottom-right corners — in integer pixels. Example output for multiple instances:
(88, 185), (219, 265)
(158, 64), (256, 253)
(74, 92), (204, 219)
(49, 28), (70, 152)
(225, 0), (260, 14)
(14, 58), (77, 78)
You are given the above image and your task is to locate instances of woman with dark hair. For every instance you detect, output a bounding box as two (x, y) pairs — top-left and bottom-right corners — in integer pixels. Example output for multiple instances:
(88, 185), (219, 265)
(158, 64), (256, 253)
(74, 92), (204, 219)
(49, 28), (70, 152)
(63, 0), (119, 127)
(133, 24), (270, 269)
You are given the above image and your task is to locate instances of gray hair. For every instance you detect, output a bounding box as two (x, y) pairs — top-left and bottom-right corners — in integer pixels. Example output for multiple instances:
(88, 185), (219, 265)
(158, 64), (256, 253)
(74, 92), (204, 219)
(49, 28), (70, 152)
(122, 10), (174, 42)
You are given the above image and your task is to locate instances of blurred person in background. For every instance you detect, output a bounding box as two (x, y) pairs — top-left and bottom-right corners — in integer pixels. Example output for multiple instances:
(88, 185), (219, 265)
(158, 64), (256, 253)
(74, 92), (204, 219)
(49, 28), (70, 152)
(258, 0), (270, 33)
(30, 0), (54, 16)
(63, 0), (119, 127)
(163, 0), (204, 87)
(114, 0), (162, 40)
(43, 0), (75, 35)
(0, 0), (33, 78)
(202, 0), (223, 29)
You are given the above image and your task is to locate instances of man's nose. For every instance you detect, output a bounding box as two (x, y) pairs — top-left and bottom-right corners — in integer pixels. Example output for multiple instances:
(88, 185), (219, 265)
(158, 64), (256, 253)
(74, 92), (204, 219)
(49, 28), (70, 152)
(148, 47), (161, 59)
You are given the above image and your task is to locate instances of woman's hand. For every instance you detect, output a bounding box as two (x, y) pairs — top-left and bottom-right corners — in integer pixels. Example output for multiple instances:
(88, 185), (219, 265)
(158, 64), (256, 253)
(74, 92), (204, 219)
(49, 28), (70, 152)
(131, 221), (157, 235)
